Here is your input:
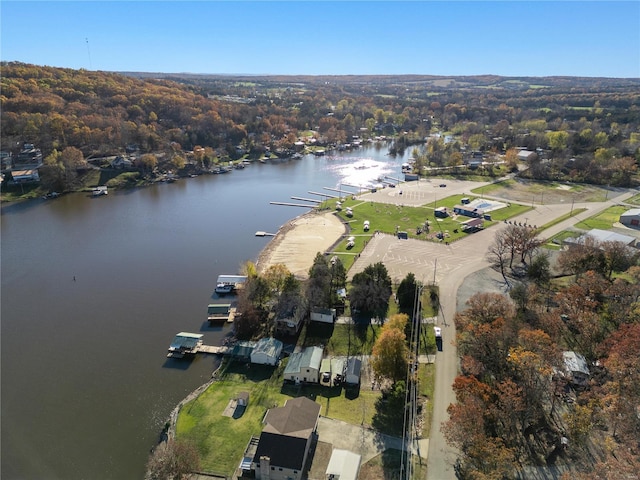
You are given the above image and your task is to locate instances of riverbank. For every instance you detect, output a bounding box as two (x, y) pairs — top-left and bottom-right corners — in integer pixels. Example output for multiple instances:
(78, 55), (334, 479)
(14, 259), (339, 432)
(255, 209), (347, 279)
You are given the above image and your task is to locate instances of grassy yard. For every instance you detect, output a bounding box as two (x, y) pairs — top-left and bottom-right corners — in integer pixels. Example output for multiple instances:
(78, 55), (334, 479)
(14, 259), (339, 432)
(300, 322), (381, 356)
(471, 178), (611, 204)
(418, 364), (435, 437)
(325, 195), (530, 245)
(574, 205), (629, 230)
(626, 192), (640, 206)
(176, 359), (384, 476)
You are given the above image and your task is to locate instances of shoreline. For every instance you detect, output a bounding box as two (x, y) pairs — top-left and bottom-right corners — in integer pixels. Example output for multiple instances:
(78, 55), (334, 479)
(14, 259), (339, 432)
(255, 208), (347, 278)
(156, 207), (347, 455)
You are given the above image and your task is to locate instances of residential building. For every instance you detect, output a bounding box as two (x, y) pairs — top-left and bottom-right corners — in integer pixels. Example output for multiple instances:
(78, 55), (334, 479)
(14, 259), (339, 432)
(251, 337), (283, 366)
(251, 396), (321, 480)
(283, 346), (323, 384)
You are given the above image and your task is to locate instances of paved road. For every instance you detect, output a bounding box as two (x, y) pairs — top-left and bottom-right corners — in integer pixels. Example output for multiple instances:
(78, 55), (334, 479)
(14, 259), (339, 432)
(348, 186), (637, 480)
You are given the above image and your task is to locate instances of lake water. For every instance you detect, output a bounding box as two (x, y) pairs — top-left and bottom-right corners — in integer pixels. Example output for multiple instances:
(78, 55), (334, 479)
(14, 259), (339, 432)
(1, 145), (411, 479)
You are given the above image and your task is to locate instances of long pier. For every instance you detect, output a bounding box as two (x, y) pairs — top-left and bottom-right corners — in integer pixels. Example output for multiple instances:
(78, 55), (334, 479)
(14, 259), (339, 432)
(308, 191), (339, 199)
(270, 201), (316, 207)
(290, 196), (321, 203)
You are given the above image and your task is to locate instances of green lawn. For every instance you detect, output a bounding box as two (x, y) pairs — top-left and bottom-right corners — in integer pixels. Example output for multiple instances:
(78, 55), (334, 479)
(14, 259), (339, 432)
(300, 322), (381, 356)
(323, 196), (530, 244)
(176, 359), (384, 476)
(574, 205), (629, 230)
(176, 362), (289, 476)
(625, 192), (640, 206)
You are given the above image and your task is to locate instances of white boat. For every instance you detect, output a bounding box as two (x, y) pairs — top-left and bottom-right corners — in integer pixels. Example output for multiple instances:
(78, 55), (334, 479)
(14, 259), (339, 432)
(92, 186), (108, 196)
(215, 283), (234, 294)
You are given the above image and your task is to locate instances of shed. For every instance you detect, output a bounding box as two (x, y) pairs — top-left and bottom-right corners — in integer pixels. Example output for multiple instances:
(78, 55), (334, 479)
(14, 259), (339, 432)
(251, 337), (283, 366)
(326, 449), (361, 480)
(345, 357), (362, 386)
(619, 209), (640, 228)
(237, 391), (250, 407)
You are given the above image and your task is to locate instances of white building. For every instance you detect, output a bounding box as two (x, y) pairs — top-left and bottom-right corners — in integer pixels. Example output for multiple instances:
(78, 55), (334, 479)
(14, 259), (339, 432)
(326, 449), (361, 480)
(250, 337), (283, 366)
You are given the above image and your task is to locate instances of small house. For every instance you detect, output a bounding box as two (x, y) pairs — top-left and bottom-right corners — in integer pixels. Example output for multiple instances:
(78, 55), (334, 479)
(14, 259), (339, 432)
(326, 449), (361, 480)
(434, 207), (448, 218)
(345, 357), (362, 386)
(517, 150), (536, 162)
(283, 346), (323, 384)
(11, 169), (40, 183)
(310, 307), (336, 324)
(461, 217), (484, 232)
(251, 337), (283, 366)
(563, 351), (590, 387)
(275, 313), (303, 336)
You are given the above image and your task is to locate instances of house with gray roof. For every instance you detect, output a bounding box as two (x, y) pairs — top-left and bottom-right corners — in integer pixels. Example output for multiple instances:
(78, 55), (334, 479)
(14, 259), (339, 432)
(250, 337), (283, 366)
(250, 396), (321, 480)
(283, 346), (323, 384)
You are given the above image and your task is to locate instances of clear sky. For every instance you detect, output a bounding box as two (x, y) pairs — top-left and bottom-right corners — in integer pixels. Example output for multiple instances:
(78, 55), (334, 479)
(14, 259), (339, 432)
(2, 1), (639, 78)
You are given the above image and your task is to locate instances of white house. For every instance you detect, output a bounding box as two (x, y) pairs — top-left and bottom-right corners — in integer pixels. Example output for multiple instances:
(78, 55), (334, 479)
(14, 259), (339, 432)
(517, 150), (536, 161)
(283, 346), (323, 384)
(251, 337), (283, 366)
(326, 449), (361, 480)
(310, 307), (336, 324)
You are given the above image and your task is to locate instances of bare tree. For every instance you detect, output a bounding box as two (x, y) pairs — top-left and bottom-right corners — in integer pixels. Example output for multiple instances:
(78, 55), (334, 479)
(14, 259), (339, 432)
(487, 232), (510, 285)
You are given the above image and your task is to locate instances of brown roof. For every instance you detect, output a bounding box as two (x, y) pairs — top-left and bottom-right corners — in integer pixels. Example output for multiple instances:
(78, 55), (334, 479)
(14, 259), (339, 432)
(263, 396), (320, 438)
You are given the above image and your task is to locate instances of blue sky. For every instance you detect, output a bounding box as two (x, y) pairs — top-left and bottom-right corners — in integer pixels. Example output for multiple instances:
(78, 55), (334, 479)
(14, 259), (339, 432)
(2, 1), (639, 77)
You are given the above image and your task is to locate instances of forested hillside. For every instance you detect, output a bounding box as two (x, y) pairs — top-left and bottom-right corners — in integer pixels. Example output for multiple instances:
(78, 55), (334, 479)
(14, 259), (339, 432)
(2, 62), (639, 188)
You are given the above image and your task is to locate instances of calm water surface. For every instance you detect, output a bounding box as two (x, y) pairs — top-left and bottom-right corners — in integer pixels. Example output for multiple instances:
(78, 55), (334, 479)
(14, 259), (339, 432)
(1, 147), (410, 479)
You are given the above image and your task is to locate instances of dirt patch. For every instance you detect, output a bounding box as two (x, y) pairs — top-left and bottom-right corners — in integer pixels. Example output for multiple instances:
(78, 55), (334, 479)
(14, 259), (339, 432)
(485, 178), (610, 204)
(307, 440), (333, 480)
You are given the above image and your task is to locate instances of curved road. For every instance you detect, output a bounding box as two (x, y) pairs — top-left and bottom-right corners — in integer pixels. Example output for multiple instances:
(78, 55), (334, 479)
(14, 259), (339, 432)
(350, 182), (636, 480)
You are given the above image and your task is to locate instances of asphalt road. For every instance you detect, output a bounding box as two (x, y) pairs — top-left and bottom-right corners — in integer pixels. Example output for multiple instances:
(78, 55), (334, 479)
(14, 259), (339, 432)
(349, 183), (637, 480)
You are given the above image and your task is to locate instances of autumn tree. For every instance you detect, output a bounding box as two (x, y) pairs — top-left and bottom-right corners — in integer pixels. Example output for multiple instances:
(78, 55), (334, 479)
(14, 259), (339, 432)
(138, 153), (158, 173)
(370, 314), (409, 383)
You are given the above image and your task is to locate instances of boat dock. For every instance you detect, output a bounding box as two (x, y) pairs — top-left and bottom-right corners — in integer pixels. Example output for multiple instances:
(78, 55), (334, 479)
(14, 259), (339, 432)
(197, 344), (232, 355)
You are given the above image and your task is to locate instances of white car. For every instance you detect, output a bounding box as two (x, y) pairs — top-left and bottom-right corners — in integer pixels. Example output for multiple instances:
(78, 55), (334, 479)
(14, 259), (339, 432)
(434, 326), (442, 339)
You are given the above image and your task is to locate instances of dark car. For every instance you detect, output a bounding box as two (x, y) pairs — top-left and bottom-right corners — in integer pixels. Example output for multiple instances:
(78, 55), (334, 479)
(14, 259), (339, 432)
(439, 183), (447, 187)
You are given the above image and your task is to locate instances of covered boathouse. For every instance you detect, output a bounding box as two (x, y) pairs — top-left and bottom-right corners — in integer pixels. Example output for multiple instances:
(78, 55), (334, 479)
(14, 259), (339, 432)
(167, 332), (203, 358)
